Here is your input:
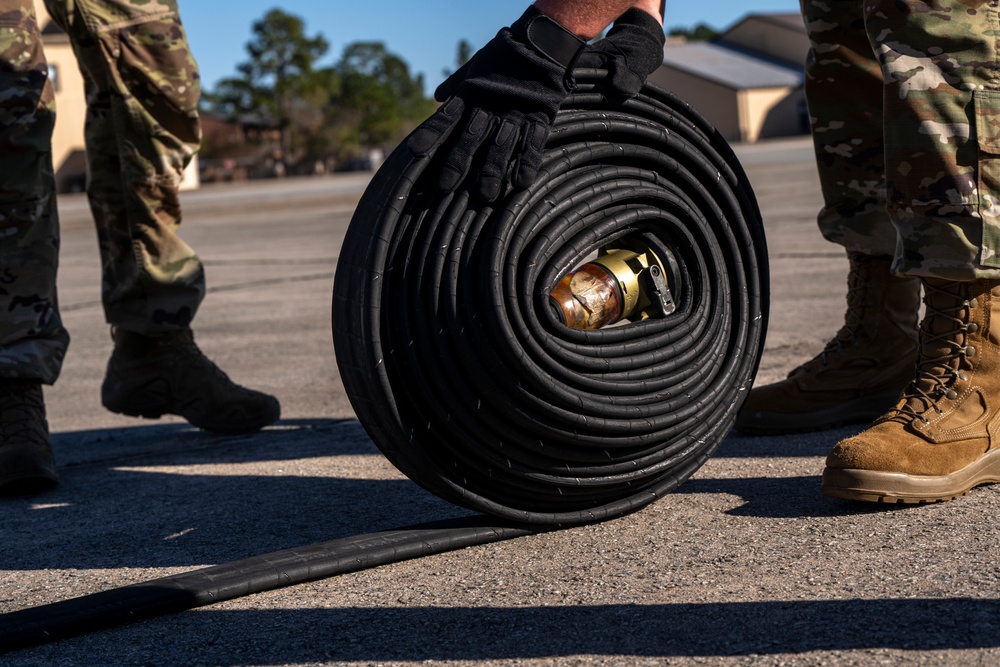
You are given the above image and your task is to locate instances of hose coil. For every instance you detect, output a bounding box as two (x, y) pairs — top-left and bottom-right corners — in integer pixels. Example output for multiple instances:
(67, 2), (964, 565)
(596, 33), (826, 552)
(333, 71), (768, 525)
(0, 74), (768, 654)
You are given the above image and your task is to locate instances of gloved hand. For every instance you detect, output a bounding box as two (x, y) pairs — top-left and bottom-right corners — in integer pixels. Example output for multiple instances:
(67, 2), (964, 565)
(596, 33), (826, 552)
(407, 6), (585, 202)
(575, 8), (666, 99)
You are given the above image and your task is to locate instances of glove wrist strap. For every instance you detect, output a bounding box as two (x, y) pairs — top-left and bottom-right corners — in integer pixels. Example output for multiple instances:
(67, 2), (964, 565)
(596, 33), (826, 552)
(516, 7), (585, 70)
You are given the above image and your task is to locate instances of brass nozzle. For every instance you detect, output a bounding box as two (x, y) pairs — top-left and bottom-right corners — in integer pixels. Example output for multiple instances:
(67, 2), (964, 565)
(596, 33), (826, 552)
(549, 245), (675, 330)
(549, 263), (623, 330)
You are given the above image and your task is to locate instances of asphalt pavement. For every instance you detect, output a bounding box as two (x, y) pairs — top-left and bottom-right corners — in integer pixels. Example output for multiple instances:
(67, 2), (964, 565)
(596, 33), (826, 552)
(2, 136), (998, 667)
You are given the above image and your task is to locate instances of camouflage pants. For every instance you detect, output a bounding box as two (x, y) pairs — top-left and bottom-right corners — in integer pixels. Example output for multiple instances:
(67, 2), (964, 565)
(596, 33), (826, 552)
(0, 0), (204, 384)
(802, 0), (1000, 280)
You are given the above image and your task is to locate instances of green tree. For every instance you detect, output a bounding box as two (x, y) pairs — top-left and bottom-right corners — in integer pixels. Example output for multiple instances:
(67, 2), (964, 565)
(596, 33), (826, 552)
(667, 23), (719, 41)
(327, 41), (436, 159)
(443, 39), (474, 78)
(203, 9), (435, 170)
(204, 8), (331, 163)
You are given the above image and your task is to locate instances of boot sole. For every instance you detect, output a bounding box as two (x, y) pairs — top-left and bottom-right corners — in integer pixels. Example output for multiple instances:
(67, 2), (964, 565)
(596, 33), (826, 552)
(103, 398), (281, 434)
(822, 448), (1000, 504)
(734, 389), (901, 435)
(0, 448), (58, 497)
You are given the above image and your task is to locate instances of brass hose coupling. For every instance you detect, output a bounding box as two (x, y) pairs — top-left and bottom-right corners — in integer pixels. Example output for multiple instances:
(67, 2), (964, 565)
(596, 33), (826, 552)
(549, 243), (676, 330)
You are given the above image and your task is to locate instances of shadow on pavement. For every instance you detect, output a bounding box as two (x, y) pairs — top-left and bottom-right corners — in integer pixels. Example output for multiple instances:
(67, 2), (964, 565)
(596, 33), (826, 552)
(5, 419), (994, 662)
(49, 417), (377, 466)
(10, 597), (998, 664)
(5, 419), (464, 571)
(677, 474), (917, 519)
(686, 427), (921, 519)
(8, 420), (897, 572)
(717, 424), (867, 459)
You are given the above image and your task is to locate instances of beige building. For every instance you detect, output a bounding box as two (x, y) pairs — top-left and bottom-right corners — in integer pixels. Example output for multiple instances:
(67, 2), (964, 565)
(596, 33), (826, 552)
(33, 0), (88, 192)
(32, 0), (198, 193)
(649, 13), (809, 144)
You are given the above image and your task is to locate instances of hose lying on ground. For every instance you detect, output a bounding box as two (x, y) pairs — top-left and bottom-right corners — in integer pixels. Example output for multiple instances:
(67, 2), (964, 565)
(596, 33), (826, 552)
(0, 71), (767, 652)
(0, 517), (539, 653)
(333, 69), (769, 525)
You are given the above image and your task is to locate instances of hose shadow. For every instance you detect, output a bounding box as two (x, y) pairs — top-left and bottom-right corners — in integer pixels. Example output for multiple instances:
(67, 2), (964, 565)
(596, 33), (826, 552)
(716, 424), (866, 459)
(4, 419), (469, 570)
(689, 426), (925, 519)
(7, 597), (998, 664)
(675, 474), (912, 519)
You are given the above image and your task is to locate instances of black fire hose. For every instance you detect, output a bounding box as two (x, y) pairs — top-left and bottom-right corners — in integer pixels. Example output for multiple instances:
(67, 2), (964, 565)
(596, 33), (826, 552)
(0, 517), (540, 653)
(0, 71), (767, 652)
(333, 70), (768, 524)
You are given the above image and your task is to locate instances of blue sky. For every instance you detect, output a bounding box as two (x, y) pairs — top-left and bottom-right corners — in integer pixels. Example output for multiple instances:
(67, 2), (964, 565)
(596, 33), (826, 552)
(181, 1), (801, 94)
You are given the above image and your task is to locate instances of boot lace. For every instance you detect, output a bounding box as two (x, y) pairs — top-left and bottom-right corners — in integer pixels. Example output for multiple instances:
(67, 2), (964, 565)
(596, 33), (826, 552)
(0, 379), (47, 444)
(172, 331), (252, 396)
(893, 281), (972, 424)
(801, 258), (870, 373)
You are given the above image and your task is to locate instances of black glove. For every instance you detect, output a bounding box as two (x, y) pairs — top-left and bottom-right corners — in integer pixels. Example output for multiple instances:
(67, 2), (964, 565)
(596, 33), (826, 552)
(407, 7), (585, 202)
(575, 9), (666, 98)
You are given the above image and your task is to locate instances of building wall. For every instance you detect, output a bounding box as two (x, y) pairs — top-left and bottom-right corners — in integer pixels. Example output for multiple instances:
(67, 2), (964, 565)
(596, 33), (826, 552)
(651, 9), (812, 145)
(648, 66), (743, 142)
(722, 17), (809, 66)
(650, 64), (804, 144)
(741, 86), (807, 143)
(33, 0), (89, 192)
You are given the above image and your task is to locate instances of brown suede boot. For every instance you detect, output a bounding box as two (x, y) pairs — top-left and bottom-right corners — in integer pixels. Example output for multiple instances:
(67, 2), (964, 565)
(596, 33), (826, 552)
(823, 278), (1000, 503)
(735, 253), (921, 434)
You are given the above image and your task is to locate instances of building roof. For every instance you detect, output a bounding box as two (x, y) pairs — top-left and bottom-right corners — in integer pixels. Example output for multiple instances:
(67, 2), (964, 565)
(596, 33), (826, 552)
(661, 41), (803, 90)
(725, 12), (805, 34)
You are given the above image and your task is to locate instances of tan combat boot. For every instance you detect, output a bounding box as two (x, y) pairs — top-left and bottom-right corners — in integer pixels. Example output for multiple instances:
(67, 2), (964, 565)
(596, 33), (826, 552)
(823, 278), (1000, 503)
(735, 253), (920, 434)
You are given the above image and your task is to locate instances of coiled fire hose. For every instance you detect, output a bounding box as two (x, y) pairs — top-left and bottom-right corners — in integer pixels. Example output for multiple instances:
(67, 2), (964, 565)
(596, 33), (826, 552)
(0, 71), (767, 652)
(333, 69), (768, 524)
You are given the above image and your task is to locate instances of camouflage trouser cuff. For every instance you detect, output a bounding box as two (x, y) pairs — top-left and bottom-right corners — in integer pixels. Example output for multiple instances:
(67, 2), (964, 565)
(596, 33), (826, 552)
(0, 337), (69, 385)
